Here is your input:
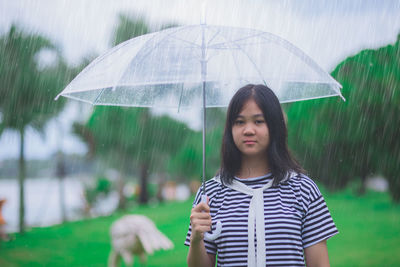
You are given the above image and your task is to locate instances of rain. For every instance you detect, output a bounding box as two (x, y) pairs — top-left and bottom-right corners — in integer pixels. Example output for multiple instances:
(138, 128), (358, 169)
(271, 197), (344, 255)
(0, 0), (400, 266)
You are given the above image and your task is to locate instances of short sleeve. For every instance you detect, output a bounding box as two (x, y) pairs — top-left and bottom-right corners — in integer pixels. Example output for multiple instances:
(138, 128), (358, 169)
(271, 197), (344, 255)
(301, 178), (339, 248)
(184, 185), (217, 255)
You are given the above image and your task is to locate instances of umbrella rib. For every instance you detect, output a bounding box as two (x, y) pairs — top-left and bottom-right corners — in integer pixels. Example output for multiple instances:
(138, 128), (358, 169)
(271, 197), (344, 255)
(177, 83), (184, 113)
(208, 32), (265, 49)
(107, 30), (184, 95)
(166, 29), (224, 60)
(116, 25), (197, 84)
(168, 36), (201, 48)
(258, 33), (343, 90)
(280, 93), (342, 104)
(206, 28), (221, 46)
(56, 33), (158, 100)
(92, 87), (107, 105)
(76, 33), (156, 83)
(234, 43), (266, 83)
(228, 46), (246, 83)
(215, 33), (265, 84)
(168, 29), (203, 61)
(210, 40), (270, 50)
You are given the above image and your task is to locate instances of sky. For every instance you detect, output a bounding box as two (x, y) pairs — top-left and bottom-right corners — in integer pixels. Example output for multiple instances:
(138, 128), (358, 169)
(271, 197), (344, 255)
(0, 0), (400, 160)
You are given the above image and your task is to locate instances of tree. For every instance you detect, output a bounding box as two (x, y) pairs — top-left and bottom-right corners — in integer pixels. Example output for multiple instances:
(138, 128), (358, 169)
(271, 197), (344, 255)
(96, 14), (184, 205)
(79, 106), (189, 205)
(373, 34), (400, 201)
(111, 14), (150, 47)
(109, 15), (152, 205)
(72, 14), (153, 207)
(287, 33), (400, 201)
(0, 25), (71, 232)
(167, 108), (225, 181)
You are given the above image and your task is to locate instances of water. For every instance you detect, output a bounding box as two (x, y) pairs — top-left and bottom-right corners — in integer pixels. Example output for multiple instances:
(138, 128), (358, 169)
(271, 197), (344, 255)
(0, 177), (118, 233)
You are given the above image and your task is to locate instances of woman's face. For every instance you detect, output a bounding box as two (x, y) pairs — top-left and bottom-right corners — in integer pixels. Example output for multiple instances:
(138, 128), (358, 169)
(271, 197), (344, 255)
(232, 98), (270, 159)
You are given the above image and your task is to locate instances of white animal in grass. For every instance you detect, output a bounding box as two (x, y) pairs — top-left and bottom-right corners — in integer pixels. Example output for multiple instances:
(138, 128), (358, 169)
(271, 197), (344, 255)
(108, 215), (174, 267)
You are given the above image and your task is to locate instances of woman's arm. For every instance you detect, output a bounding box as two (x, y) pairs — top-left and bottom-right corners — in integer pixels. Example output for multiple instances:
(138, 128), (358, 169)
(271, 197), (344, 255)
(187, 239), (216, 267)
(304, 240), (330, 267)
(187, 200), (216, 267)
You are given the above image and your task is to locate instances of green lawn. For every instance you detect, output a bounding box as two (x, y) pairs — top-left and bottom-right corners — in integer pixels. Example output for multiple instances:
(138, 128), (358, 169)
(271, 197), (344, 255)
(323, 188), (400, 267)
(0, 187), (399, 267)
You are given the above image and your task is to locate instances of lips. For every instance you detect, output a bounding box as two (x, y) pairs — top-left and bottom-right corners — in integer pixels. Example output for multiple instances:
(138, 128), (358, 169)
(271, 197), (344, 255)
(244, 140), (256, 144)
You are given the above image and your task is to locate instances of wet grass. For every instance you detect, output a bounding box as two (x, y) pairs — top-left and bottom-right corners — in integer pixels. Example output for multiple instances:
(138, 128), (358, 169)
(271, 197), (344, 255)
(322, 187), (400, 267)
(0, 185), (399, 267)
(0, 200), (192, 267)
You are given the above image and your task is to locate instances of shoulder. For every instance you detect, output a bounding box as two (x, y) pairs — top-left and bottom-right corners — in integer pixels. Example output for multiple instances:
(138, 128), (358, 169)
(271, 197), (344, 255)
(192, 177), (224, 206)
(206, 178), (222, 194)
(286, 173), (323, 205)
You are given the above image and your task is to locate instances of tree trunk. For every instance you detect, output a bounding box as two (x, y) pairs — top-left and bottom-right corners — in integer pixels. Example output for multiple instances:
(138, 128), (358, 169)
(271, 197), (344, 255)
(56, 153), (67, 223)
(18, 127), (26, 234)
(117, 176), (126, 210)
(58, 178), (67, 222)
(388, 174), (400, 203)
(117, 155), (127, 210)
(156, 175), (166, 203)
(138, 161), (149, 204)
(358, 170), (368, 196)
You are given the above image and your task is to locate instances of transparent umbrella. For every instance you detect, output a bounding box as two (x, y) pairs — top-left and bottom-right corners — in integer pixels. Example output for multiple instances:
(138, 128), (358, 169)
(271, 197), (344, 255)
(57, 25), (343, 107)
(56, 23), (344, 240)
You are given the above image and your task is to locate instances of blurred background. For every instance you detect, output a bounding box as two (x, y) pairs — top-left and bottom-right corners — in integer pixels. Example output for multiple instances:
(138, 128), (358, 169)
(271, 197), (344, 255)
(0, 0), (399, 266)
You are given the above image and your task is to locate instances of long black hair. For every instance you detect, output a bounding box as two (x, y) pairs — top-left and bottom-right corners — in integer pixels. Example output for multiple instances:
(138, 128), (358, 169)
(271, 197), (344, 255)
(219, 84), (304, 186)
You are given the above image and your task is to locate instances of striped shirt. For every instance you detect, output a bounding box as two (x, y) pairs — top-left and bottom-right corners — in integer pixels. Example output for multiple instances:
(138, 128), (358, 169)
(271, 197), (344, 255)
(185, 173), (339, 266)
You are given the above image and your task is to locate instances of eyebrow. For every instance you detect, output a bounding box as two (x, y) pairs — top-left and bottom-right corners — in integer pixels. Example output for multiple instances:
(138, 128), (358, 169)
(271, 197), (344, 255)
(236, 114), (264, 118)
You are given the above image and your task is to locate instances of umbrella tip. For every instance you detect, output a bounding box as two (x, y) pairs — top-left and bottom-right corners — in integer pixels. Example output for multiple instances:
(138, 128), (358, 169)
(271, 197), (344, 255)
(54, 94), (60, 101)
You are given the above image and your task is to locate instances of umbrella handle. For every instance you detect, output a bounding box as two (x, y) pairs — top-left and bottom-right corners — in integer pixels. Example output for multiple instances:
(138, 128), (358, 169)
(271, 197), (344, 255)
(201, 195), (222, 241)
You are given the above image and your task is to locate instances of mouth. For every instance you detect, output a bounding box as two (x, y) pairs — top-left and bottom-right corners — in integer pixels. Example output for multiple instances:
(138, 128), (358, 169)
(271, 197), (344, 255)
(244, 140), (256, 144)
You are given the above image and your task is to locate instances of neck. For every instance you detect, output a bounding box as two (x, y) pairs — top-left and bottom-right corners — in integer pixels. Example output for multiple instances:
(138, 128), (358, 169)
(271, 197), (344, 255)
(237, 155), (270, 179)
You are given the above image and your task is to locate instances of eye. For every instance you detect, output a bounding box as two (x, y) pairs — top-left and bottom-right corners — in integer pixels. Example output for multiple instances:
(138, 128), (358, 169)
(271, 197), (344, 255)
(255, 119), (265, 125)
(234, 119), (244, 125)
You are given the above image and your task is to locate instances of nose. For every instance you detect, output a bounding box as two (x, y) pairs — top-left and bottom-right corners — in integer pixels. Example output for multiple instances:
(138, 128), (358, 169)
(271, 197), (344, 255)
(243, 124), (255, 135)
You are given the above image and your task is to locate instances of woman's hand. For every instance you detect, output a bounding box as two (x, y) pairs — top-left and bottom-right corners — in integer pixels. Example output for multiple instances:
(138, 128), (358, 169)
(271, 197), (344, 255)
(190, 198), (212, 244)
(187, 198), (216, 267)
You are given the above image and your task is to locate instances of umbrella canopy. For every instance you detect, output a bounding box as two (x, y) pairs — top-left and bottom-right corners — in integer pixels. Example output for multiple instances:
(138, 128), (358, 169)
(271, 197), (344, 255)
(56, 24), (344, 108)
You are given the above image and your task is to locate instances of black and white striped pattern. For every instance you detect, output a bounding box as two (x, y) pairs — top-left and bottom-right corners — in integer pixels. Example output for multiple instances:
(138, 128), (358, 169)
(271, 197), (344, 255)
(185, 173), (338, 266)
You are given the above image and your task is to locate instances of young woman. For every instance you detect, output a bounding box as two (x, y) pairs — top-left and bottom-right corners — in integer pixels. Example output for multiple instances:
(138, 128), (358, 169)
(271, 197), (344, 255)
(185, 84), (338, 267)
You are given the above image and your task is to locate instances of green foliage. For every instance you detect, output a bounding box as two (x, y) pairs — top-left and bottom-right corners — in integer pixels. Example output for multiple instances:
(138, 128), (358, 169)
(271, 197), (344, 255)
(287, 33), (400, 201)
(166, 108), (225, 180)
(0, 25), (69, 132)
(0, 24), (74, 232)
(168, 132), (202, 179)
(83, 176), (112, 207)
(111, 13), (180, 47)
(111, 14), (150, 46)
(74, 14), (190, 204)
(84, 106), (189, 172)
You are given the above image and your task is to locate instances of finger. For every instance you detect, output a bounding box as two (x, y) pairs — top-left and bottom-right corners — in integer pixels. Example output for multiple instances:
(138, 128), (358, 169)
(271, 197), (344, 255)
(192, 220), (212, 231)
(192, 202), (210, 213)
(192, 224), (212, 233)
(193, 202), (210, 212)
(191, 217), (212, 226)
(190, 212), (211, 221)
